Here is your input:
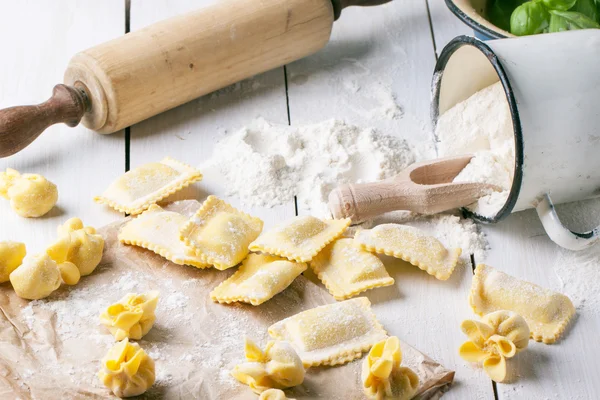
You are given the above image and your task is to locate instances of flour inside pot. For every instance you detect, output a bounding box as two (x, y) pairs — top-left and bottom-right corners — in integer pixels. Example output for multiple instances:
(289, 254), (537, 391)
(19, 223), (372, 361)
(435, 81), (515, 218)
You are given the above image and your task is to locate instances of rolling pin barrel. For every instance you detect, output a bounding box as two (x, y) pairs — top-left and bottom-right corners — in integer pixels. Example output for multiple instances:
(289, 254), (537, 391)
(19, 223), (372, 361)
(0, 0), (392, 157)
(65, 0), (336, 134)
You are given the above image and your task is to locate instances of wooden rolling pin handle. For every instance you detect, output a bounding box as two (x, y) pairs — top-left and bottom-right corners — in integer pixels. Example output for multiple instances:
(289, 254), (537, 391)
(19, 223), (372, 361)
(329, 179), (415, 223)
(332, 0), (393, 19)
(0, 84), (89, 157)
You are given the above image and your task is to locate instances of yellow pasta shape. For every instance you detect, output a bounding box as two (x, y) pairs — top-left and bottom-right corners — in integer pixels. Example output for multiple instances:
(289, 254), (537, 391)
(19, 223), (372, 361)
(470, 264), (575, 344)
(94, 157), (202, 215)
(459, 310), (530, 382)
(354, 223), (461, 281)
(249, 216), (351, 263)
(100, 292), (159, 341)
(0, 168), (58, 218)
(9, 253), (61, 300)
(268, 297), (387, 367)
(118, 205), (209, 269)
(98, 338), (155, 398)
(180, 196), (263, 270)
(0, 241), (26, 283)
(46, 217), (105, 277)
(310, 238), (394, 300)
(211, 254), (306, 306)
(231, 338), (305, 394)
(362, 336), (419, 400)
(259, 389), (295, 400)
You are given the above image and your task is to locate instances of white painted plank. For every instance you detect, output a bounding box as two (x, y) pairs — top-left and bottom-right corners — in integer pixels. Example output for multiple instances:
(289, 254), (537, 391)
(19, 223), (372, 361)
(482, 199), (600, 400)
(286, 2), (494, 399)
(129, 0), (294, 229)
(427, 0), (472, 57)
(0, 1), (124, 254)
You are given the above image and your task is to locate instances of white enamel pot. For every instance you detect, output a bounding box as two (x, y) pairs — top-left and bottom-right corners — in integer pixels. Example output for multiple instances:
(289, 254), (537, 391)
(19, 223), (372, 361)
(432, 30), (600, 251)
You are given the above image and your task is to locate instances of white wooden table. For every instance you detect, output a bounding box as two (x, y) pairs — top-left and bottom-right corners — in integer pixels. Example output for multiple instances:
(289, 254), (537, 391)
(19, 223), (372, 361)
(1, 1), (598, 399)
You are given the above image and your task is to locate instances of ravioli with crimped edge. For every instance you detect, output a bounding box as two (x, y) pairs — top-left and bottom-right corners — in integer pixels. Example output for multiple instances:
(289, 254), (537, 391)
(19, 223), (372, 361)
(119, 205), (210, 269)
(469, 264), (575, 344)
(95, 157), (202, 215)
(211, 253), (306, 305)
(180, 196), (263, 270)
(354, 223), (461, 280)
(249, 215), (350, 263)
(310, 238), (394, 300)
(268, 297), (387, 367)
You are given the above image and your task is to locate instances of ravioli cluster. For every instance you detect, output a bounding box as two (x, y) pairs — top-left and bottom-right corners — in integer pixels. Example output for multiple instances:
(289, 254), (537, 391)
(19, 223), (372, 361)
(3, 218), (103, 300)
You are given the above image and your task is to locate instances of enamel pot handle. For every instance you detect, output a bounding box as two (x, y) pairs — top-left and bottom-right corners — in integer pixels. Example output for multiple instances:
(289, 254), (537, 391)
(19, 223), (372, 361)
(536, 193), (600, 251)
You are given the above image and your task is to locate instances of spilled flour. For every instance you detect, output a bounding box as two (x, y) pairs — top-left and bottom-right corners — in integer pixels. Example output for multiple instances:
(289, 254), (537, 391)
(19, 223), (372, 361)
(202, 118), (415, 217)
(435, 82), (515, 218)
(200, 116), (490, 260)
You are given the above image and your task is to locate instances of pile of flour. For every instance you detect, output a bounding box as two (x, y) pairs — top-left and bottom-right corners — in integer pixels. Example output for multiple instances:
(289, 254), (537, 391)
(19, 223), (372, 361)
(202, 118), (415, 216)
(435, 82), (515, 218)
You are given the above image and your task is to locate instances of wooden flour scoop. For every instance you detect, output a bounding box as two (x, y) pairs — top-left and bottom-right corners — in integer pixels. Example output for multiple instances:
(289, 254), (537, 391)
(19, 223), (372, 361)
(328, 155), (499, 223)
(0, 0), (391, 158)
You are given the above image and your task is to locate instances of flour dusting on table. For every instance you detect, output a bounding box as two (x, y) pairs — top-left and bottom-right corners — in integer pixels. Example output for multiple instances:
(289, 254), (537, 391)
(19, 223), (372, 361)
(201, 118), (415, 217)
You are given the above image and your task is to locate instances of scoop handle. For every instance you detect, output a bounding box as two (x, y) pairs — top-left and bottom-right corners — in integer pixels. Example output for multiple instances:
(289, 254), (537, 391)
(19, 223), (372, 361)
(329, 180), (415, 223)
(0, 84), (88, 158)
(332, 0), (393, 19)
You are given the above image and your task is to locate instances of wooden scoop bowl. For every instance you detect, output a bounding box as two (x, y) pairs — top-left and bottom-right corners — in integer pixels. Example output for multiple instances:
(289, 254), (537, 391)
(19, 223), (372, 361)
(328, 155), (499, 223)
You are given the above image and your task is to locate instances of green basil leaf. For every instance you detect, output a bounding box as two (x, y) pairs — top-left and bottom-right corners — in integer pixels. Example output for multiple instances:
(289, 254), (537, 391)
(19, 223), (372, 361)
(488, 0), (529, 31)
(543, 0), (577, 10)
(549, 9), (600, 27)
(549, 12), (571, 30)
(511, 2), (551, 35)
(571, 0), (598, 22)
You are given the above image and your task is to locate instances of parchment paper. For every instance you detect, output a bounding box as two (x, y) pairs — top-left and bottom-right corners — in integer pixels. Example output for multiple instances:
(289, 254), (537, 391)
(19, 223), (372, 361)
(0, 200), (454, 399)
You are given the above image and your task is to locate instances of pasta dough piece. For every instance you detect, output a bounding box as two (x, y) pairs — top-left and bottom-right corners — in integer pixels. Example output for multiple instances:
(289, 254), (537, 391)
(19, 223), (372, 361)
(98, 338), (155, 398)
(9, 254), (61, 300)
(46, 218), (105, 276)
(249, 216), (350, 263)
(0, 168), (58, 217)
(100, 292), (159, 341)
(0, 241), (26, 283)
(95, 157), (202, 215)
(211, 254), (306, 305)
(470, 264), (575, 344)
(231, 338), (305, 394)
(362, 336), (419, 400)
(259, 389), (295, 400)
(119, 205), (209, 269)
(459, 310), (530, 382)
(58, 261), (80, 285)
(180, 196), (263, 270)
(354, 224), (461, 281)
(268, 297), (387, 367)
(310, 238), (394, 300)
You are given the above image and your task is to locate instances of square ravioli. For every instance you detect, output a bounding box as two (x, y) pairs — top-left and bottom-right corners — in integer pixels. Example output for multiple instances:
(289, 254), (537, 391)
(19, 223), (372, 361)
(310, 238), (394, 300)
(95, 157), (202, 214)
(249, 216), (350, 263)
(470, 264), (576, 344)
(118, 205), (209, 269)
(268, 297), (387, 367)
(180, 196), (263, 270)
(210, 253), (306, 306)
(354, 223), (461, 280)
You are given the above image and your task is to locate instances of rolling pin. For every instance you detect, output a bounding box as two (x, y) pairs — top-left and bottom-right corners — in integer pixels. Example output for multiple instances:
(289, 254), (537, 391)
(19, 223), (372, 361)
(328, 155), (500, 224)
(0, 0), (391, 158)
